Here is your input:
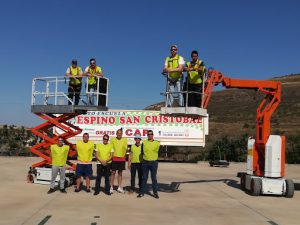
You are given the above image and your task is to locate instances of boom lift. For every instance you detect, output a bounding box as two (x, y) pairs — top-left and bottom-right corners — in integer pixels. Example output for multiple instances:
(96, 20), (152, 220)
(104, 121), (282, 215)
(161, 69), (294, 197)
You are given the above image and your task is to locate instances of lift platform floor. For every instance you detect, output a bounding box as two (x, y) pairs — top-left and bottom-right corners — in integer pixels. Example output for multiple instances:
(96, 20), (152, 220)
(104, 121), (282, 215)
(160, 107), (207, 117)
(31, 105), (108, 114)
(1, 157), (299, 225)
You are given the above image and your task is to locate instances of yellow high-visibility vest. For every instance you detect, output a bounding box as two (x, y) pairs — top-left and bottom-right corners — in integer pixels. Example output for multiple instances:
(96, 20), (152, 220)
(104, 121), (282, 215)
(166, 54), (183, 79)
(187, 60), (205, 84)
(87, 66), (102, 85)
(111, 137), (128, 157)
(130, 144), (142, 163)
(96, 143), (113, 163)
(50, 144), (69, 166)
(76, 141), (94, 162)
(69, 66), (82, 85)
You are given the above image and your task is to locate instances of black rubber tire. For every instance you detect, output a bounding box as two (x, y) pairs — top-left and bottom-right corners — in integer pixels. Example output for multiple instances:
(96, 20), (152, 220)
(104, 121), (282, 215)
(285, 179), (294, 198)
(240, 174), (246, 191)
(251, 178), (262, 196)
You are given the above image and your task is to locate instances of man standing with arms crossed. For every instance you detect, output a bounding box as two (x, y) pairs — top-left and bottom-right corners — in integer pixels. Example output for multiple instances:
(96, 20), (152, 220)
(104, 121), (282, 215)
(185, 50), (206, 107)
(94, 134), (113, 196)
(110, 128), (128, 194)
(75, 133), (94, 193)
(138, 130), (160, 199)
(47, 136), (70, 194)
(163, 45), (185, 107)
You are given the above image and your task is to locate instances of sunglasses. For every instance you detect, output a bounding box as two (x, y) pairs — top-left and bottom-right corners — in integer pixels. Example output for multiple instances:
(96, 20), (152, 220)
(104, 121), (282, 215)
(103, 138), (109, 141)
(147, 134), (153, 136)
(171, 49), (177, 51)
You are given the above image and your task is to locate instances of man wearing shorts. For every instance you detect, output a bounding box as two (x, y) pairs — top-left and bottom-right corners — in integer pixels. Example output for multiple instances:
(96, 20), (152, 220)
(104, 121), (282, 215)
(75, 133), (94, 193)
(110, 129), (128, 194)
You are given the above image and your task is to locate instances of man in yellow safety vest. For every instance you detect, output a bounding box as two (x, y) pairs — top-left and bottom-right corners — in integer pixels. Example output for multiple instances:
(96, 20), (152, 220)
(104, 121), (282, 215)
(75, 133), (94, 193)
(65, 59), (83, 105)
(83, 58), (103, 105)
(137, 130), (160, 199)
(184, 50), (206, 107)
(163, 45), (185, 107)
(110, 128), (128, 194)
(47, 136), (70, 194)
(94, 134), (113, 196)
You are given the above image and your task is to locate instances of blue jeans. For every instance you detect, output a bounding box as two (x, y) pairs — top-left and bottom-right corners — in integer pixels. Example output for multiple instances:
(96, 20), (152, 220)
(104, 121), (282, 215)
(167, 77), (183, 107)
(87, 84), (97, 105)
(140, 161), (158, 194)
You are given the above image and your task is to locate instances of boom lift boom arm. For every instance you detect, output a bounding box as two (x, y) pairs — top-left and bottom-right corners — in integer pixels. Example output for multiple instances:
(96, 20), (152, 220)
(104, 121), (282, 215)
(202, 69), (283, 177)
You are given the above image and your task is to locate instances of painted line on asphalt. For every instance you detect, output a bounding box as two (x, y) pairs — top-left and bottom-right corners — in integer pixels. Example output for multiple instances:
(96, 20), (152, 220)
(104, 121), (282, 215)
(37, 215), (52, 225)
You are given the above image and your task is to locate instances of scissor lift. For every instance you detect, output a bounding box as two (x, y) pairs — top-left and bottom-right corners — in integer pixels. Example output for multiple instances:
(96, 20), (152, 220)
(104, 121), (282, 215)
(28, 76), (109, 184)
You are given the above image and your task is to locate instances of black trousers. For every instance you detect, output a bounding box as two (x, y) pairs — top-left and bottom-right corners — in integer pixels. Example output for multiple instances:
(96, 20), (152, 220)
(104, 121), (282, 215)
(94, 164), (111, 193)
(130, 163), (142, 190)
(188, 83), (202, 107)
(68, 84), (81, 105)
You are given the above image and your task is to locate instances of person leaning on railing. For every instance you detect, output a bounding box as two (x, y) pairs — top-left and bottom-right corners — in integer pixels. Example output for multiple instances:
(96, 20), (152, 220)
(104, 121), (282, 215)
(65, 59), (83, 105)
(184, 50), (206, 107)
(83, 58), (103, 105)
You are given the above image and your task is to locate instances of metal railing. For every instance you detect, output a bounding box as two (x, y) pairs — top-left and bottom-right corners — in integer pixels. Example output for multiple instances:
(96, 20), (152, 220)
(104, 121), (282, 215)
(31, 76), (109, 106)
(161, 72), (207, 108)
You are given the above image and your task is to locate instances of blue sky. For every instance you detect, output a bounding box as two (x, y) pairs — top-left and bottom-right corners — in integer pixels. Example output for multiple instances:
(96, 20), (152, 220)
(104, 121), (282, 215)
(0, 0), (299, 127)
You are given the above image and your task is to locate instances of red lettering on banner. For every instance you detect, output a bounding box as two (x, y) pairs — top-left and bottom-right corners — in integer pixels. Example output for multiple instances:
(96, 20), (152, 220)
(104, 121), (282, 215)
(109, 117), (115, 124)
(145, 116), (150, 123)
(90, 116), (96, 124)
(176, 117), (182, 123)
(143, 129), (148, 136)
(77, 116), (83, 124)
(183, 117), (189, 123)
(120, 116), (125, 124)
(133, 116), (140, 123)
(133, 129), (141, 136)
(125, 129), (132, 136)
(84, 117), (89, 124)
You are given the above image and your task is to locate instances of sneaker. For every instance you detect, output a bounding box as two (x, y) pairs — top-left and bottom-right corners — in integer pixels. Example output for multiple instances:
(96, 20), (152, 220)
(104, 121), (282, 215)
(60, 189), (67, 194)
(153, 193), (159, 199)
(117, 187), (125, 193)
(47, 188), (55, 194)
(110, 187), (114, 194)
(86, 188), (91, 193)
(137, 193), (144, 198)
(94, 191), (99, 196)
(75, 188), (80, 193)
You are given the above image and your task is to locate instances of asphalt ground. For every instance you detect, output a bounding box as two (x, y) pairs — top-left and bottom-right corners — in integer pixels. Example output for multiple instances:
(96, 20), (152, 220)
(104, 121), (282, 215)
(1, 157), (299, 225)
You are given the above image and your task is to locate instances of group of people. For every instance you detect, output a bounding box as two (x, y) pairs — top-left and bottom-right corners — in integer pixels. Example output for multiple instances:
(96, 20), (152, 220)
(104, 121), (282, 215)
(65, 58), (106, 106)
(48, 129), (161, 199)
(163, 45), (206, 107)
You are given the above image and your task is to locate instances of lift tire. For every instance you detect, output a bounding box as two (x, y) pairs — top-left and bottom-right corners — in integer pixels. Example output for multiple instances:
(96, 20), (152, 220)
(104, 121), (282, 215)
(285, 179), (294, 198)
(27, 174), (34, 183)
(64, 177), (71, 187)
(240, 173), (246, 191)
(250, 178), (261, 196)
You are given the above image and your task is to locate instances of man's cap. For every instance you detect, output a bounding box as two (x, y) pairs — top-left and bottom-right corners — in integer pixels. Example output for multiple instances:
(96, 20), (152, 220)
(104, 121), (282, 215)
(170, 44), (178, 49)
(71, 59), (77, 64)
(134, 134), (142, 139)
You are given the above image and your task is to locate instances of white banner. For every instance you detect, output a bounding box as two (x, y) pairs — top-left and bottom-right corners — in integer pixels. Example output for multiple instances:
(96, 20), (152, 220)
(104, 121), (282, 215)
(55, 110), (208, 146)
